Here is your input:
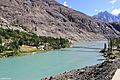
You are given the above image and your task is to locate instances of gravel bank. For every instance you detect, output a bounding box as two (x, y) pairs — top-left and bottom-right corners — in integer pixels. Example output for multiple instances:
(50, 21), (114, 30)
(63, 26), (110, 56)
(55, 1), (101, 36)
(42, 59), (120, 80)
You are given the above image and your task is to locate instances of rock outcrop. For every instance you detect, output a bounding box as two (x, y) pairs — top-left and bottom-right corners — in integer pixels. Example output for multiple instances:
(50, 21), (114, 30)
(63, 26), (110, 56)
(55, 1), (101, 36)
(110, 22), (120, 32)
(0, 16), (24, 31)
(0, 0), (119, 41)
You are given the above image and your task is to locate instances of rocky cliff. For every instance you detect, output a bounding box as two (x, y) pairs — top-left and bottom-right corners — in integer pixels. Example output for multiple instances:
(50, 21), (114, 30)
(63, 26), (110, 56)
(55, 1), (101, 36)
(0, 0), (119, 41)
(110, 22), (120, 32)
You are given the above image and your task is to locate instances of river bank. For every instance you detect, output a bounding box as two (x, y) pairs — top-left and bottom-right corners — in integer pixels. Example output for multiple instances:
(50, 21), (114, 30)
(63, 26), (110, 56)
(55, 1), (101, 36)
(42, 42), (120, 80)
(42, 60), (120, 80)
(0, 45), (51, 58)
(42, 59), (120, 80)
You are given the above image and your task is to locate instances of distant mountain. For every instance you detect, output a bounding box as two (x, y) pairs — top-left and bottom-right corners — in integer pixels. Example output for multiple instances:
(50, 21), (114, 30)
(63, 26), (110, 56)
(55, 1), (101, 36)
(94, 11), (120, 22)
(0, 0), (119, 41)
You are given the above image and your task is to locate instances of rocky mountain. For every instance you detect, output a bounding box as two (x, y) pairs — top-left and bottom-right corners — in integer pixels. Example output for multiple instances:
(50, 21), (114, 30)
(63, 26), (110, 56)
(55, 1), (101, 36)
(0, 0), (119, 41)
(0, 16), (24, 31)
(94, 11), (120, 22)
(110, 22), (120, 32)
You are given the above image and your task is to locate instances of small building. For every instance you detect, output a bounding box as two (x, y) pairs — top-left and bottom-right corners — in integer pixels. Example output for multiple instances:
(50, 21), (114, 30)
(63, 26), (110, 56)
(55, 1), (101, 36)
(38, 45), (45, 50)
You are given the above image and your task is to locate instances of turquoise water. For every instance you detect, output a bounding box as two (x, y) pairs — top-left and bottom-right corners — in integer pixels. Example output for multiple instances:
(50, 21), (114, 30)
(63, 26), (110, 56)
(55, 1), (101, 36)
(0, 41), (106, 80)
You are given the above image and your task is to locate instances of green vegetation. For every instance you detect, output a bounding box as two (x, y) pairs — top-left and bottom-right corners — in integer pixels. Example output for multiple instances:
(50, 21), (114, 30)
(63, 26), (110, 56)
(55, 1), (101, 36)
(107, 38), (120, 51)
(104, 38), (120, 59)
(0, 28), (71, 58)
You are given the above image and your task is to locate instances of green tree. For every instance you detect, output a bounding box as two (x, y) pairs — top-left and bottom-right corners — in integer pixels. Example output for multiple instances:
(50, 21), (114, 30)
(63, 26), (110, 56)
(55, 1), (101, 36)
(10, 39), (20, 51)
(0, 36), (4, 53)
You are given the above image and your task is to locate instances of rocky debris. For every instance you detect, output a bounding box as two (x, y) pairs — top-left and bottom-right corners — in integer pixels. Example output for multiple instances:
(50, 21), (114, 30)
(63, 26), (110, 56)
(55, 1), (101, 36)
(42, 60), (120, 80)
(0, 16), (24, 31)
(0, 0), (119, 41)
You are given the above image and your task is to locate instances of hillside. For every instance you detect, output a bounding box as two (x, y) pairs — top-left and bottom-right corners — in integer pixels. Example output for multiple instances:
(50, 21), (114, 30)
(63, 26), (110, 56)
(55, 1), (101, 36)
(0, 0), (119, 41)
(110, 22), (120, 32)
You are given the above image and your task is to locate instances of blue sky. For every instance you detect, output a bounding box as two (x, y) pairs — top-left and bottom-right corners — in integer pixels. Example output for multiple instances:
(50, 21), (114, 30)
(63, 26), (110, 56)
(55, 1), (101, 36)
(57, 0), (120, 16)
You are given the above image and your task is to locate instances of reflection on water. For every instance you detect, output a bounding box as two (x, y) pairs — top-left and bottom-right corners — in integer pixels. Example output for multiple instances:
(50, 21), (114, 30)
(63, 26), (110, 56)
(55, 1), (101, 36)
(72, 46), (102, 50)
(60, 49), (99, 52)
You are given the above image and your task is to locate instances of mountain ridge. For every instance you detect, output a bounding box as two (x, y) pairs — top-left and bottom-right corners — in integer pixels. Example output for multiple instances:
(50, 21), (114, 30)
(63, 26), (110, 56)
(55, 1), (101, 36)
(93, 11), (120, 22)
(0, 0), (119, 41)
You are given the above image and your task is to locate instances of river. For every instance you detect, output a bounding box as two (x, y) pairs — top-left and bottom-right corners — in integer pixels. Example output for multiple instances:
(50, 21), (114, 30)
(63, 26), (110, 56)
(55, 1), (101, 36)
(0, 41), (106, 80)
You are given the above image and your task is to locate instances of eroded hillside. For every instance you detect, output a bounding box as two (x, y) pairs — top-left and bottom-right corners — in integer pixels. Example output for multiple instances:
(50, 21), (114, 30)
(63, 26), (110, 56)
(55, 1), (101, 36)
(0, 0), (119, 41)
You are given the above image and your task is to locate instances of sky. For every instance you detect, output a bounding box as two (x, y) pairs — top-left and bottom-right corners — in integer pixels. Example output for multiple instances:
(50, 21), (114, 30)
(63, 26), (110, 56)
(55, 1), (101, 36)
(56, 0), (120, 16)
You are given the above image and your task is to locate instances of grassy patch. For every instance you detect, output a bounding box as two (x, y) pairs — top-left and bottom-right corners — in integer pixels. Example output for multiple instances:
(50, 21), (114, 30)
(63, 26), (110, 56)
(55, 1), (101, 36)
(19, 45), (38, 54)
(0, 45), (51, 58)
(19, 45), (49, 54)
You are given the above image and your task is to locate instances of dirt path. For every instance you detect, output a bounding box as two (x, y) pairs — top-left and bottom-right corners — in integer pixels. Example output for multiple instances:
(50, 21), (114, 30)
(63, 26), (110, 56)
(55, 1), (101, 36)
(112, 69), (120, 80)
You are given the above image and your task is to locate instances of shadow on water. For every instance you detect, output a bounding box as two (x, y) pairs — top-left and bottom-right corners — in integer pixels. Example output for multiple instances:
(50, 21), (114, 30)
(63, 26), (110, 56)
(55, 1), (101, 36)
(72, 46), (102, 50)
(74, 50), (99, 52)
(97, 59), (105, 61)
(60, 50), (100, 53)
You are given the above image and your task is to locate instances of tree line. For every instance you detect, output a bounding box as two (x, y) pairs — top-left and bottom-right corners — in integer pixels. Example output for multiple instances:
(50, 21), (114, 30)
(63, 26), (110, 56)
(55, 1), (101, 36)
(0, 28), (71, 55)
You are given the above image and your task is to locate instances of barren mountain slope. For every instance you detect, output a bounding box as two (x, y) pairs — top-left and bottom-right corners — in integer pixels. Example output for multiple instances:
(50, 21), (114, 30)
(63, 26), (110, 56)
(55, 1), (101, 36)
(0, 0), (119, 41)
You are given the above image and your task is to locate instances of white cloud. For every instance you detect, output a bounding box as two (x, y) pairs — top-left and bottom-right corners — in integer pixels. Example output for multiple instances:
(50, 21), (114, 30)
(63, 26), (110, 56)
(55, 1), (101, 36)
(99, 10), (102, 12)
(112, 6), (114, 9)
(94, 9), (102, 13)
(63, 1), (69, 7)
(111, 8), (120, 15)
(109, 0), (117, 4)
(63, 1), (72, 8)
(95, 9), (98, 12)
(69, 6), (72, 8)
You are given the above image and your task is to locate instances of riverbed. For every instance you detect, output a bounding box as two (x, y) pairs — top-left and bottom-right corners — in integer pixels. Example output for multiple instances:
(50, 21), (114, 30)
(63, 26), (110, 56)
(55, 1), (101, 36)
(0, 41), (106, 80)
